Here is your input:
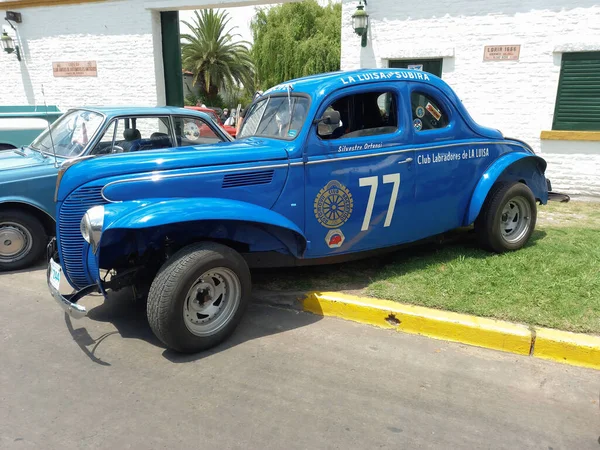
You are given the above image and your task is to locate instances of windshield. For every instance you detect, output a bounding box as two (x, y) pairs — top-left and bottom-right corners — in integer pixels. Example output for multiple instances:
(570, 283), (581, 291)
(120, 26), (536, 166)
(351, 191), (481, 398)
(239, 95), (309, 140)
(30, 109), (104, 157)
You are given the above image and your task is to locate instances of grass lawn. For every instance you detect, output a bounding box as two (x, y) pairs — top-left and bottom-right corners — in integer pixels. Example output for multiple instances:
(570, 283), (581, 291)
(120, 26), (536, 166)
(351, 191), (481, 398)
(253, 200), (600, 334)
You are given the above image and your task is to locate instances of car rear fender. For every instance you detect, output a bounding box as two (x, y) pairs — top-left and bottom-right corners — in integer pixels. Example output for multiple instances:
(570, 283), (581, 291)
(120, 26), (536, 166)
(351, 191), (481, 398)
(98, 198), (307, 266)
(464, 152), (548, 226)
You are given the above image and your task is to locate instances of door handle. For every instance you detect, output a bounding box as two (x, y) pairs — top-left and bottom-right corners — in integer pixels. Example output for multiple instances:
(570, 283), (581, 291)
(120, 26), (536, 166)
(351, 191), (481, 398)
(397, 157), (413, 164)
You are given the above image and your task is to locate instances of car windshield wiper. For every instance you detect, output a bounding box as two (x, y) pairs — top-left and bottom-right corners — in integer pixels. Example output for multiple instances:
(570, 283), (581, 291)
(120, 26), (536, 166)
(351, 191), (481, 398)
(13, 147), (27, 156)
(28, 145), (49, 158)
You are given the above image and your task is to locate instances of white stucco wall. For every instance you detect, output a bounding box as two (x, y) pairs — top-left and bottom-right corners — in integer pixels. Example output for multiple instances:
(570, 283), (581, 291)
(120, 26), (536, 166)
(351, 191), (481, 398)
(341, 0), (600, 197)
(0, 0), (166, 110)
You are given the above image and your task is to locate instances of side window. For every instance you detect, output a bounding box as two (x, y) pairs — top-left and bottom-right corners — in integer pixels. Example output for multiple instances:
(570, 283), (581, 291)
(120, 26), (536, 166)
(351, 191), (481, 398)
(113, 116), (173, 153)
(89, 120), (117, 155)
(173, 116), (224, 146)
(318, 90), (398, 140)
(411, 92), (449, 132)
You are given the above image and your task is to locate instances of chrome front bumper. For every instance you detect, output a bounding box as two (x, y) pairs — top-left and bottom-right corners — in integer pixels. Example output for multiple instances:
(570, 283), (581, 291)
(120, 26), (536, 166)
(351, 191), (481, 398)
(46, 239), (97, 319)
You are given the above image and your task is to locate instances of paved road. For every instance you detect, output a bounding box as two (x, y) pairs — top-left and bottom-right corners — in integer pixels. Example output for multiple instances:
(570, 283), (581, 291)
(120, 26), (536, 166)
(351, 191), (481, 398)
(1, 265), (599, 450)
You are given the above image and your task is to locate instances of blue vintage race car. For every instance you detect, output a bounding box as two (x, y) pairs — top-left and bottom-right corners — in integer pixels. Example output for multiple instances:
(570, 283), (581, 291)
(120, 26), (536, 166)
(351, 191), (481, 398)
(0, 107), (232, 271)
(47, 69), (550, 353)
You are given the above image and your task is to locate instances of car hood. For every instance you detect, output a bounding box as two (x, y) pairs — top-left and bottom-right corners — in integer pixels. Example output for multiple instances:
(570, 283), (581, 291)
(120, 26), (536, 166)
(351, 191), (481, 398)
(0, 148), (61, 182)
(0, 148), (52, 171)
(57, 138), (294, 201)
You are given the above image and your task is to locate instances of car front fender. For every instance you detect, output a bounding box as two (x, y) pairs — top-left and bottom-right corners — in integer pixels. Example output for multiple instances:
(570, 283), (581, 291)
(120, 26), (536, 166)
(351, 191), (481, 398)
(464, 152), (548, 226)
(100, 197), (307, 258)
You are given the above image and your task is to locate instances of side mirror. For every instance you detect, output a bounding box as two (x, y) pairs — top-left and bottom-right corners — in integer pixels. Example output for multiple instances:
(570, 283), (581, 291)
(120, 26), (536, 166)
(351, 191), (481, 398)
(316, 110), (341, 137)
(321, 110), (340, 125)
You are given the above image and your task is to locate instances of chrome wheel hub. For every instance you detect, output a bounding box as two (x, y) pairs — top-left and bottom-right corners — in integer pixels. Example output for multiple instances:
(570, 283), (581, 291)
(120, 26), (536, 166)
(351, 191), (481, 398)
(500, 196), (531, 244)
(0, 222), (32, 263)
(183, 267), (241, 337)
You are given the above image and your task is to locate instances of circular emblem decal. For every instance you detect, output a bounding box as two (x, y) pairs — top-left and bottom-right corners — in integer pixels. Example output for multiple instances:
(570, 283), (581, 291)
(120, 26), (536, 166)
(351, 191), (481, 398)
(416, 106), (425, 118)
(314, 180), (354, 228)
(325, 229), (345, 248)
(413, 118), (423, 131)
(184, 121), (200, 141)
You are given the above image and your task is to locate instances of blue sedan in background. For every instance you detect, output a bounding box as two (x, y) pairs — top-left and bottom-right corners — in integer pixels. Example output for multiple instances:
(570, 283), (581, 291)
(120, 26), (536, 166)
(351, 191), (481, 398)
(0, 106), (232, 271)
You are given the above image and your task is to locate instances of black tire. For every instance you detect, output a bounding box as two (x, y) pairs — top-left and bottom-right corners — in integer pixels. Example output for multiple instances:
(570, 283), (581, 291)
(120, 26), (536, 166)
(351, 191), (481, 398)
(147, 242), (251, 353)
(475, 182), (537, 253)
(0, 209), (47, 271)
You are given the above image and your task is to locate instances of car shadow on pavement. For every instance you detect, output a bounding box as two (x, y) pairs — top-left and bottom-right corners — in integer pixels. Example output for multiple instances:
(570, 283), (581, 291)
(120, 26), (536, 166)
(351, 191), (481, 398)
(161, 303), (323, 363)
(2, 260), (47, 275)
(64, 287), (322, 365)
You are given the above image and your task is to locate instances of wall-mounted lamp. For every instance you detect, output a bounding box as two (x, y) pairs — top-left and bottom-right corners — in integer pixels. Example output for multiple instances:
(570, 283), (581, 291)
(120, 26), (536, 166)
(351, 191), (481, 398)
(352, 1), (369, 48)
(3, 11), (22, 62)
(2, 31), (21, 61)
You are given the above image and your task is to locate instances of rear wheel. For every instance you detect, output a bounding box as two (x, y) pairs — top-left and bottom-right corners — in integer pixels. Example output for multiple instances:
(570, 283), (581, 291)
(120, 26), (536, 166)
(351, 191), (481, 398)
(147, 242), (251, 353)
(475, 182), (537, 253)
(0, 210), (47, 271)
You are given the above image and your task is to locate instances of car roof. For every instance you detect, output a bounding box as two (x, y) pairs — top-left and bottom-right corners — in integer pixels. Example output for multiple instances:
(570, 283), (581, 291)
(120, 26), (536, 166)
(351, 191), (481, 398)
(263, 68), (449, 100)
(68, 106), (211, 118)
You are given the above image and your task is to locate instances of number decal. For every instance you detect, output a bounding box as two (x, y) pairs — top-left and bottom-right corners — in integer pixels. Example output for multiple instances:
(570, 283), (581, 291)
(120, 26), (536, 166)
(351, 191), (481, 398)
(359, 173), (401, 231)
(359, 176), (378, 231)
(383, 173), (400, 227)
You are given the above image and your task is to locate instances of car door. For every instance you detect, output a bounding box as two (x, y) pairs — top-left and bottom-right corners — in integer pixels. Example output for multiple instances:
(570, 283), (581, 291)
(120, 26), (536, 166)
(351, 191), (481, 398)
(407, 84), (491, 238)
(303, 83), (416, 258)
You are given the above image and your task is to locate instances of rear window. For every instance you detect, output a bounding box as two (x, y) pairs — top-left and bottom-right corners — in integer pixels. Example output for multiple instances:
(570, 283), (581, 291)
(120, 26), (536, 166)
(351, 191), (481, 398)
(411, 92), (449, 132)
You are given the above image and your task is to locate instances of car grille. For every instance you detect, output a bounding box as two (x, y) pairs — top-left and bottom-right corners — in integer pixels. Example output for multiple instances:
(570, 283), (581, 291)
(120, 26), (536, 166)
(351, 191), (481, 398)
(58, 186), (106, 290)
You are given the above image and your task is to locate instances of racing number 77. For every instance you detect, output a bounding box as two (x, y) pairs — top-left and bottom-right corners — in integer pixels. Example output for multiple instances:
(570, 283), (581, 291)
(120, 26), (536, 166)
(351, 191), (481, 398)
(359, 173), (401, 231)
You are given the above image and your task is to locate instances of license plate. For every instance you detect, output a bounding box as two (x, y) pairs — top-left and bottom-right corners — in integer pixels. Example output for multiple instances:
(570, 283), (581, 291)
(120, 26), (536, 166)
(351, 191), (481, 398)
(50, 259), (61, 291)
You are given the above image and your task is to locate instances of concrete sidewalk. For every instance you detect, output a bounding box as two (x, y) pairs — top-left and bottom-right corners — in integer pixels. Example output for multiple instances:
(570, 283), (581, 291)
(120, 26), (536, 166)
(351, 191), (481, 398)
(1, 267), (599, 449)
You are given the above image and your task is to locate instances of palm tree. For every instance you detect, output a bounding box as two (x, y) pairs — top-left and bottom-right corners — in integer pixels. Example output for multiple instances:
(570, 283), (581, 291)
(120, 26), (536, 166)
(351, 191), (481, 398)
(181, 9), (255, 105)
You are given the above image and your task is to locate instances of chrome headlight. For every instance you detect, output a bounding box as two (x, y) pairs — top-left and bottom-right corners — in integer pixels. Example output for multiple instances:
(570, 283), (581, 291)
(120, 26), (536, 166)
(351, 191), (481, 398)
(80, 205), (105, 253)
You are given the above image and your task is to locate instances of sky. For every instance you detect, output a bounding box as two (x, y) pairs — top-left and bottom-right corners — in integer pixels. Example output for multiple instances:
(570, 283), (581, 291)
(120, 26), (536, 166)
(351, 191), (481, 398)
(179, 0), (340, 44)
(179, 5), (273, 44)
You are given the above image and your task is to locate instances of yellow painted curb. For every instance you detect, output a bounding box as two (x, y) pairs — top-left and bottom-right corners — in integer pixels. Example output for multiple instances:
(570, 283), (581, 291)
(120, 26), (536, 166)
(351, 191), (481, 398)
(534, 328), (600, 370)
(303, 292), (532, 355)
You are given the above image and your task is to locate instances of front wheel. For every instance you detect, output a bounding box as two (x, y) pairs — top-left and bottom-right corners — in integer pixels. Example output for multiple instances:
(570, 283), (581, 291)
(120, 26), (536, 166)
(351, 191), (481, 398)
(147, 242), (251, 353)
(475, 182), (537, 253)
(0, 210), (47, 271)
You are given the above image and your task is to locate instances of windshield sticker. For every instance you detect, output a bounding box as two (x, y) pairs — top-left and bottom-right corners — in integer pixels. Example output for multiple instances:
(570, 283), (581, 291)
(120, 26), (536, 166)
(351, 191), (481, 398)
(417, 148), (490, 165)
(341, 71), (430, 85)
(314, 180), (354, 228)
(288, 129), (298, 137)
(413, 119), (423, 131)
(325, 229), (345, 248)
(425, 102), (442, 121)
(337, 142), (383, 153)
(264, 83), (295, 94)
(416, 106), (425, 118)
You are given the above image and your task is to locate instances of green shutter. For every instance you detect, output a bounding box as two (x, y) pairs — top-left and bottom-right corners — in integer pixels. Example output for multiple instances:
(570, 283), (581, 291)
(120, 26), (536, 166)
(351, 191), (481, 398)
(553, 51), (600, 131)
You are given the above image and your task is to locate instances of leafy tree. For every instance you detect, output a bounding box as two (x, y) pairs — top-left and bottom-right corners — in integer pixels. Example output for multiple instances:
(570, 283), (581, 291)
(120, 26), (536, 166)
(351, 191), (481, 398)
(181, 9), (255, 105)
(251, 1), (341, 90)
